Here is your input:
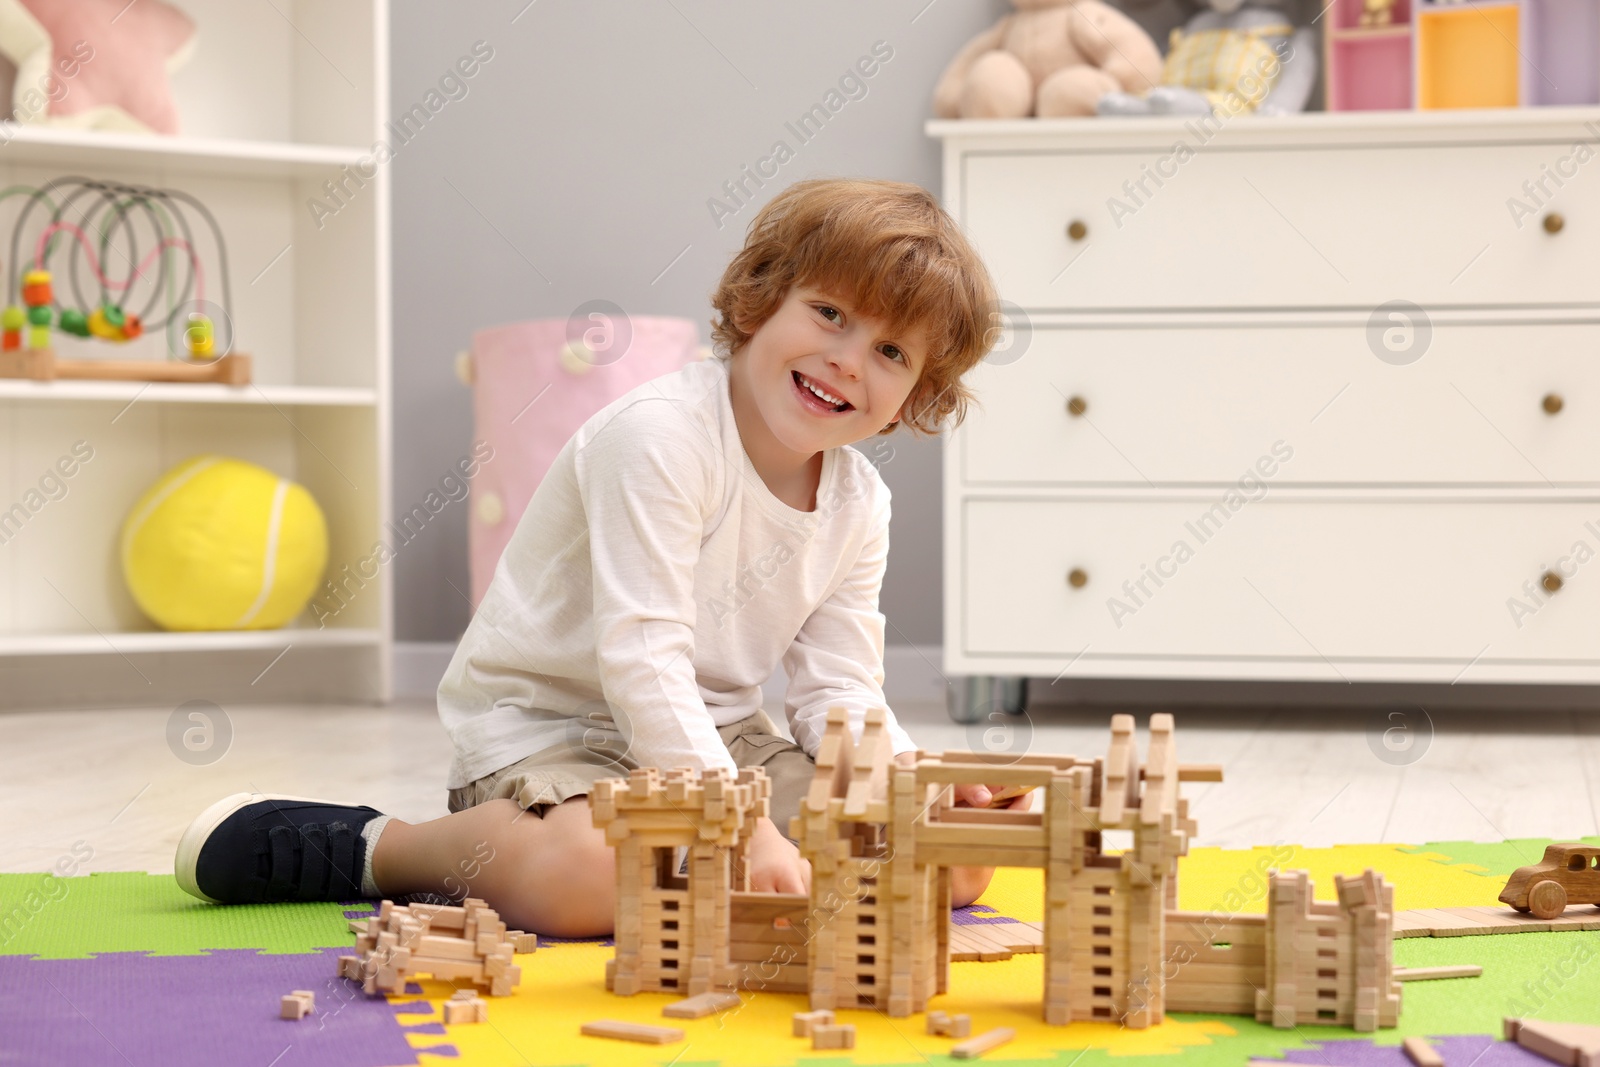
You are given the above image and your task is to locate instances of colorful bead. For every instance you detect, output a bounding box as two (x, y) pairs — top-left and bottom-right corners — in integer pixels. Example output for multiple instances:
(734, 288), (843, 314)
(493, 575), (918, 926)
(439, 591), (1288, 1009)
(101, 303), (125, 328)
(87, 307), (116, 339)
(1, 330), (18, 352)
(58, 308), (88, 337)
(185, 313), (215, 357)
(1, 306), (23, 331)
(25, 324), (48, 349)
(25, 304), (50, 326)
(21, 269), (50, 307)
(121, 312), (142, 340)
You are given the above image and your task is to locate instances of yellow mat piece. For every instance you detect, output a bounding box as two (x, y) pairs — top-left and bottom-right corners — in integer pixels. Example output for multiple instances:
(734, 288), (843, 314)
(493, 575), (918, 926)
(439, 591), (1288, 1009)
(392, 843), (1504, 1066)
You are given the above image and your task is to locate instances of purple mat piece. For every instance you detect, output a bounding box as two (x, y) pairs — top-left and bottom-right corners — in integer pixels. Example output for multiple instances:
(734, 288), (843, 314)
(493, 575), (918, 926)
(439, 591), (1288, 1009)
(952, 903), (1019, 926)
(537, 934), (614, 948)
(403, 982), (423, 995)
(400, 1022), (447, 1035)
(344, 908), (374, 920)
(392, 1001), (434, 1015)
(0, 946), (421, 1067)
(1279, 1036), (1551, 1067)
(412, 1045), (458, 1058)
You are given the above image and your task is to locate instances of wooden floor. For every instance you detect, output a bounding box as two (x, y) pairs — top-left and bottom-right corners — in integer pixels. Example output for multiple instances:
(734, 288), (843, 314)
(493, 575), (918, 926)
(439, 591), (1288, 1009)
(2, 699), (1596, 875)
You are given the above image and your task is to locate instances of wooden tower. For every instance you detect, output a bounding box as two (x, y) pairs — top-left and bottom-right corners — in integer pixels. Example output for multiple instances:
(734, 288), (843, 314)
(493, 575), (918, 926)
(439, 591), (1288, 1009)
(590, 765), (769, 997)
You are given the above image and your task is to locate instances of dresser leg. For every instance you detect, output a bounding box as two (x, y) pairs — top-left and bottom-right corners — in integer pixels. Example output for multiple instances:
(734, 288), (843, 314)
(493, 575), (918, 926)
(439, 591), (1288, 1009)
(946, 676), (1029, 724)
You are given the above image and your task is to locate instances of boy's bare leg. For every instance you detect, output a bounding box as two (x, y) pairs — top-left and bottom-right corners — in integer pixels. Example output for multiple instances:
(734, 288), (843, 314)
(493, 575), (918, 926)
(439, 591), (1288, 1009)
(371, 797), (616, 938)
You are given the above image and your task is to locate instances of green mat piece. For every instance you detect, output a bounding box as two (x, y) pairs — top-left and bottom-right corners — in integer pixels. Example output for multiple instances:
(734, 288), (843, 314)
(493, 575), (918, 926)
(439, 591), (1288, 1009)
(1382, 928), (1600, 1038)
(0, 872), (371, 959)
(1398, 837), (1600, 879)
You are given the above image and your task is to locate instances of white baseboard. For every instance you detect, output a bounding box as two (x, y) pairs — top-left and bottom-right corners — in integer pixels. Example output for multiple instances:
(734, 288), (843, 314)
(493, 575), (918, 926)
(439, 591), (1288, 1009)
(393, 641), (949, 709)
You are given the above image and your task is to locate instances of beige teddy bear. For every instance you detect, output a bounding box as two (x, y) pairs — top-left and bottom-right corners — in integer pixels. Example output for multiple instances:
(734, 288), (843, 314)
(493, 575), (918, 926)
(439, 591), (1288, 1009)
(933, 0), (1164, 119)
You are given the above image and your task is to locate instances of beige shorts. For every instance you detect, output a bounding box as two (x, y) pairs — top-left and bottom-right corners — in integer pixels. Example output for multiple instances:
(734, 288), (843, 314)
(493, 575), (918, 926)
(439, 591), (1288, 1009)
(445, 708), (817, 840)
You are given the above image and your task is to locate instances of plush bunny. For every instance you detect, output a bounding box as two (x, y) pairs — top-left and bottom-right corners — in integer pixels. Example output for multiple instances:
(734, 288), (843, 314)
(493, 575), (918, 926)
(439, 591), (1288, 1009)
(1096, 0), (1316, 116)
(932, 0), (1164, 119)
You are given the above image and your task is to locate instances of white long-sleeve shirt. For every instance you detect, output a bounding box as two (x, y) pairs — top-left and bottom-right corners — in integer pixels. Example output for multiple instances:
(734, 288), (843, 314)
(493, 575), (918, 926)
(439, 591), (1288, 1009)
(438, 354), (917, 789)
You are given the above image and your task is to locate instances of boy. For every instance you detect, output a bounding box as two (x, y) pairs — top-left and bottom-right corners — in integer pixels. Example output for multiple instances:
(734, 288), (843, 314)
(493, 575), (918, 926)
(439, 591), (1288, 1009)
(174, 177), (1011, 937)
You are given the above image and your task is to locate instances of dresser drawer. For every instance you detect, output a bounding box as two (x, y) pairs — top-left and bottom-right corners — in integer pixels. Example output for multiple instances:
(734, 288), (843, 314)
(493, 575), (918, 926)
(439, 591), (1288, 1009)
(962, 498), (1600, 663)
(963, 144), (1595, 310)
(960, 320), (1600, 486)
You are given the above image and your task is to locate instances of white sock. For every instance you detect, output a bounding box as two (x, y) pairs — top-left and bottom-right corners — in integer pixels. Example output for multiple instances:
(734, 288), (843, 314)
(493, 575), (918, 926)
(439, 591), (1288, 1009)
(359, 815), (393, 898)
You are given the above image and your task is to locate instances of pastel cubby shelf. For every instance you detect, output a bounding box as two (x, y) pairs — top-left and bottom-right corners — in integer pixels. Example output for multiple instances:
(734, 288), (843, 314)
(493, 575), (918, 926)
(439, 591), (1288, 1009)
(1325, 0), (1416, 110)
(1414, 0), (1600, 107)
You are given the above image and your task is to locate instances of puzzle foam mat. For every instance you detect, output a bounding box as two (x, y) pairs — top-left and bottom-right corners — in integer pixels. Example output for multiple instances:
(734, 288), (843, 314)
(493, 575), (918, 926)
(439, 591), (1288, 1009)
(2, 839), (1597, 1066)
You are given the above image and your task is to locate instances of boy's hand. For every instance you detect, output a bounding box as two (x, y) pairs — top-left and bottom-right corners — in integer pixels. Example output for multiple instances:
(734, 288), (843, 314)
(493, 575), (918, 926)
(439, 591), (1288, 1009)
(953, 782), (1034, 810)
(744, 816), (811, 894)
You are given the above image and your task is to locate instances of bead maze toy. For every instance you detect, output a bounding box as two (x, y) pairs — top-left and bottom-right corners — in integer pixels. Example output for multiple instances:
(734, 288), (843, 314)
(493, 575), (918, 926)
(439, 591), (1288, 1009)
(588, 711), (1405, 1031)
(0, 175), (246, 385)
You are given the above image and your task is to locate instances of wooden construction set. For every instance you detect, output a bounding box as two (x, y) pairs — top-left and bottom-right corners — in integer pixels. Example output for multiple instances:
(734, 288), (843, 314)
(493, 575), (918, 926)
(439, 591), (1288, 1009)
(587, 710), (1404, 1031)
(338, 897), (525, 999)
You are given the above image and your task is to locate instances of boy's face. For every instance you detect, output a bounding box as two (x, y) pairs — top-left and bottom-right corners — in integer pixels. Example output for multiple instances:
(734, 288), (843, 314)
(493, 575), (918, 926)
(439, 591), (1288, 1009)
(732, 284), (928, 460)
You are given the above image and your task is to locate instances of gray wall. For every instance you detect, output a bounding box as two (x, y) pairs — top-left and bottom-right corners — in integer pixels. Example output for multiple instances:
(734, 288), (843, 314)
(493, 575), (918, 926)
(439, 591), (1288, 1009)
(390, 0), (1023, 646)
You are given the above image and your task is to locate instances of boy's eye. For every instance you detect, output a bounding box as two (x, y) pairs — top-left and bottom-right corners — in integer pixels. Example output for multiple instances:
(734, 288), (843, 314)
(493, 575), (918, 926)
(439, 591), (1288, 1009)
(816, 305), (841, 323)
(882, 344), (906, 363)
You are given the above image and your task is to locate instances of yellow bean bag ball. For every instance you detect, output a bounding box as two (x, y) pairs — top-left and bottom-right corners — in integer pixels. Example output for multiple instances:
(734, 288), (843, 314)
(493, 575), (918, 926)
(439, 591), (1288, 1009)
(121, 455), (329, 631)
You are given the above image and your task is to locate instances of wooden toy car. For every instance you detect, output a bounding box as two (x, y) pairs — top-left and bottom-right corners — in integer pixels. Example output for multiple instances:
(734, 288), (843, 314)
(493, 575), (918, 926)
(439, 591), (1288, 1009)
(1499, 843), (1600, 919)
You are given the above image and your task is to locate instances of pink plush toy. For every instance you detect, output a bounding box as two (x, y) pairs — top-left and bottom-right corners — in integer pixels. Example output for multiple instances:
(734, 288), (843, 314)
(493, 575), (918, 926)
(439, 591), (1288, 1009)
(0, 0), (196, 133)
(463, 316), (706, 608)
(932, 0), (1163, 118)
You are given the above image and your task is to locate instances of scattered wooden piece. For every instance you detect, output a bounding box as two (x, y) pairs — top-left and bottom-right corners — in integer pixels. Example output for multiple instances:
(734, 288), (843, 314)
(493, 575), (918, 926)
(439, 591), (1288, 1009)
(505, 929), (539, 953)
(1404, 1036), (1444, 1067)
(348, 918), (370, 935)
(927, 1010), (973, 1037)
(279, 990), (315, 1020)
(1504, 1017), (1600, 1067)
(664, 991), (742, 1019)
(952, 1027), (1015, 1059)
(580, 1020), (684, 1044)
(813, 1023), (856, 1050)
(793, 1009), (835, 1037)
(442, 991), (489, 1024)
(1395, 965), (1483, 981)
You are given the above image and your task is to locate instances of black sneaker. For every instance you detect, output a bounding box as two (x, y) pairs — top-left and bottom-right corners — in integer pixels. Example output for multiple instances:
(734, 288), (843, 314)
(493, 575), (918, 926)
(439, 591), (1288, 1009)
(175, 792), (384, 904)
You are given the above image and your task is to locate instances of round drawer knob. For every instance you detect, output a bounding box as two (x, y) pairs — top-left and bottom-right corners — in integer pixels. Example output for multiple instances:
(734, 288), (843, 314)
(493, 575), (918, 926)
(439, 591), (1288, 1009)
(1543, 393), (1564, 414)
(1542, 570), (1563, 593)
(1544, 212), (1565, 234)
(1065, 395), (1088, 417)
(477, 491), (505, 526)
(1067, 568), (1089, 588)
(1066, 219), (1088, 242)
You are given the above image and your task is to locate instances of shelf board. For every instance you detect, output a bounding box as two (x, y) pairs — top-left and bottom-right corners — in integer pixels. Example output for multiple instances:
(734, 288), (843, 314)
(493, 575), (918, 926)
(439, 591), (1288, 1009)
(0, 379), (376, 406)
(1330, 23), (1413, 38)
(0, 124), (369, 179)
(1416, 0), (1519, 14)
(0, 628), (381, 657)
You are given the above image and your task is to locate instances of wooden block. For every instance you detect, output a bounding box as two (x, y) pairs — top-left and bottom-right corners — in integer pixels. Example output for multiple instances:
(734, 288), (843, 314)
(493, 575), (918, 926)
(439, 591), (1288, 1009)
(813, 1023), (856, 1050)
(442, 994), (489, 1024)
(506, 930), (538, 953)
(793, 1009), (836, 1037)
(1505, 1018), (1600, 1067)
(928, 1011), (972, 1037)
(952, 1027), (1015, 1059)
(1394, 965), (1482, 981)
(279, 991), (315, 1020)
(581, 1020), (684, 1044)
(663, 992), (741, 1018)
(1403, 1037), (1444, 1067)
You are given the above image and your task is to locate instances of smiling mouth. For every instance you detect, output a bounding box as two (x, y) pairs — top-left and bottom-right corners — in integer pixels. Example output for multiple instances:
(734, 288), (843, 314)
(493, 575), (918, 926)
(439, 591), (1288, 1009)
(793, 370), (852, 412)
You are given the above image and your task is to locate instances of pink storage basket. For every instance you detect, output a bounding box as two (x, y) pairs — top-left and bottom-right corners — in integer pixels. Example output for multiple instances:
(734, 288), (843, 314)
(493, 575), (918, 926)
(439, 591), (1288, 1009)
(462, 315), (707, 607)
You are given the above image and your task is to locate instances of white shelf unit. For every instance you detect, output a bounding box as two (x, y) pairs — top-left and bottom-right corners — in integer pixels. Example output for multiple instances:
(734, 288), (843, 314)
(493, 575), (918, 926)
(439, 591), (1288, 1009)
(0, 0), (391, 709)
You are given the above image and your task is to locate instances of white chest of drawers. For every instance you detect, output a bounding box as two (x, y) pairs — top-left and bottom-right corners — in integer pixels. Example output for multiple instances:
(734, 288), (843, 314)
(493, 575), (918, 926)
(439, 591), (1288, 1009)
(932, 110), (1600, 720)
